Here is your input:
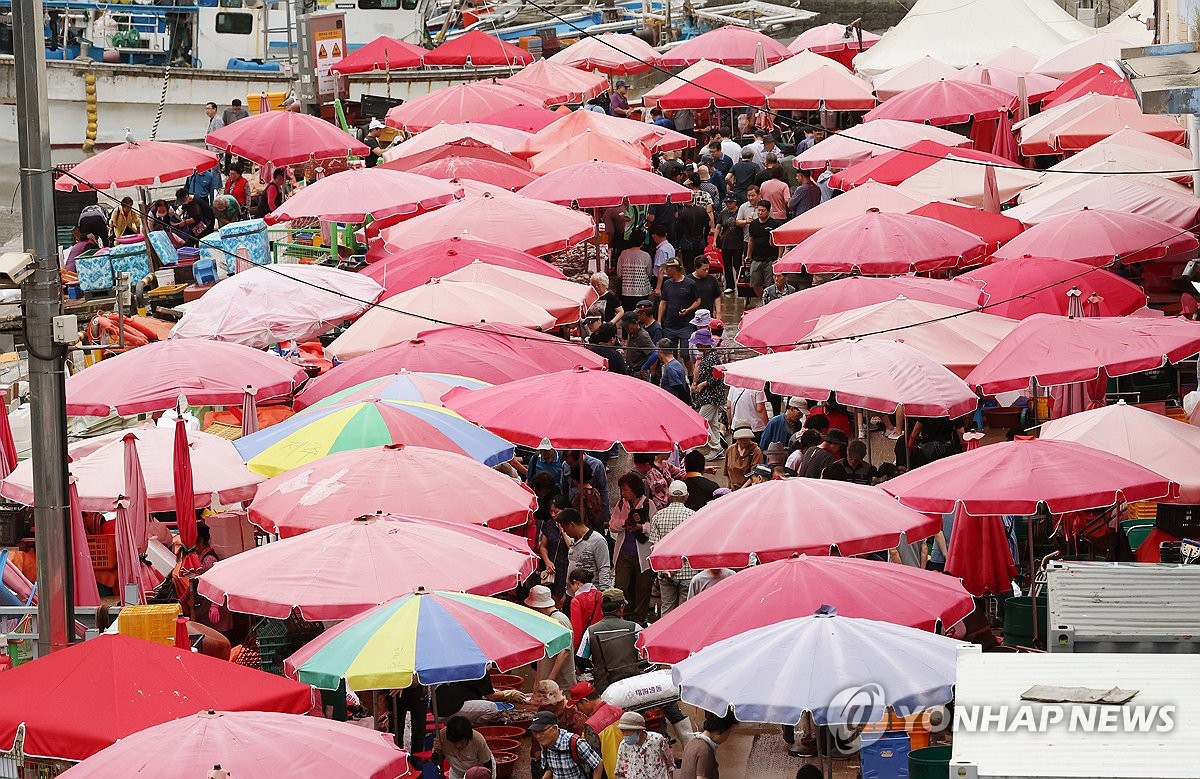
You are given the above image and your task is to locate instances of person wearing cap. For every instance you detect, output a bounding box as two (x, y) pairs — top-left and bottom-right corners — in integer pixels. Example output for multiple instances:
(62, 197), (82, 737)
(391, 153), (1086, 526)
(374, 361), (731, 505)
(569, 682), (624, 779)
(690, 257), (722, 322)
(634, 300), (663, 345)
(533, 679), (586, 735)
(531, 710), (603, 779)
(689, 330), (727, 459)
(610, 81), (631, 118)
(748, 463), (773, 486)
(726, 147), (762, 203)
(760, 397), (806, 452)
(614, 712), (673, 779)
(657, 258), (700, 370)
(609, 473), (655, 624)
(761, 271), (796, 306)
(616, 229), (653, 314)
(723, 424), (763, 489)
(621, 312), (656, 382)
(649, 481), (697, 614)
(526, 586), (576, 690)
(364, 119), (386, 167)
(524, 441), (565, 487)
(763, 441), (788, 467)
(433, 715), (495, 779)
(797, 428), (849, 479)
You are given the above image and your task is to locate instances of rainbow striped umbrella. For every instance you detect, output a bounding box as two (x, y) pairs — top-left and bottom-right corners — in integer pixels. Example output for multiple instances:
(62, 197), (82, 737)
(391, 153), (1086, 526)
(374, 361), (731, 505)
(284, 589), (572, 691)
(233, 398), (513, 477)
(296, 370), (491, 411)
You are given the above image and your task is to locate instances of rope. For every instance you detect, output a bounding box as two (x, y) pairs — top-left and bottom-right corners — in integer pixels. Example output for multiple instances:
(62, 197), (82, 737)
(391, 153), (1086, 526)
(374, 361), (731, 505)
(149, 64), (171, 141)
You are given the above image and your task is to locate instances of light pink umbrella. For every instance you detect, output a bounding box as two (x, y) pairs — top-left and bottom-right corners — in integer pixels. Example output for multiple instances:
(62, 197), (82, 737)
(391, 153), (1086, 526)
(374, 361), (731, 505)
(518, 159), (692, 207)
(264, 167), (460, 224)
(0, 390), (17, 479)
(793, 119), (971, 170)
(788, 23), (881, 63)
(198, 514), (539, 619)
(979, 46), (1040, 73)
(990, 208), (1199, 266)
(505, 59), (609, 104)
(882, 438), (1174, 515)
(657, 25), (792, 67)
(513, 104), (692, 159)
(754, 50), (850, 88)
(440, 260), (597, 325)
(1013, 94), (1187, 155)
(385, 81), (544, 132)
(1031, 32), (1145, 78)
(871, 55), (960, 100)
(248, 444), (535, 537)
(68, 472), (101, 608)
(54, 140), (220, 191)
(382, 122), (533, 160)
(897, 157), (1041, 207)
(55, 709), (413, 779)
(717, 339), (979, 418)
(118, 433), (152, 606)
(240, 386), (259, 438)
(771, 181), (934, 245)
(205, 112), (368, 167)
(405, 156), (540, 190)
(546, 32), (662, 74)
(1041, 136), (1193, 184)
(528, 129), (652, 173)
(1005, 176), (1200, 230)
(768, 67), (878, 111)
(862, 79), (1017, 126)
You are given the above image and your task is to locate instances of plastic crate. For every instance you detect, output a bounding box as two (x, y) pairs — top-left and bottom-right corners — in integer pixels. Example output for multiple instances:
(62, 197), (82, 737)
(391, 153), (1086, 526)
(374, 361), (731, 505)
(1128, 502), (1158, 521)
(118, 603), (182, 646)
(253, 613), (325, 675)
(0, 506), (28, 546)
(86, 534), (117, 571)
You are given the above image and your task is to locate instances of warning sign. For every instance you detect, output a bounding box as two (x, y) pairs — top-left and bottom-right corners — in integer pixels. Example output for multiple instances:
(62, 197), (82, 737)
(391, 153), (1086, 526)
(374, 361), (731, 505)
(314, 28), (346, 96)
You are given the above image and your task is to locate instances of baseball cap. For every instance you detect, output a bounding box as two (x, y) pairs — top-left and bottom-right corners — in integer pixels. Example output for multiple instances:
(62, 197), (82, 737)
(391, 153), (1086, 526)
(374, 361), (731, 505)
(667, 480), (689, 497)
(636, 299), (654, 311)
(615, 80), (628, 88)
(787, 397), (808, 410)
(751, 464), (773, 478)
(602, 587), (627, 604)
(569, 681), (597, 702)
(368, 118), (385, 130)
(529, 711), (559, 731)
(723, 194), (738, 203)
(690, 309), (713, 327)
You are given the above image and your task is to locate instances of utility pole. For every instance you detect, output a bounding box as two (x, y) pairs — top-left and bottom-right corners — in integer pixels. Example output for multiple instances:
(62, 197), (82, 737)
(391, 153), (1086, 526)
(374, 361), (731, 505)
(14, 0), (75, 655)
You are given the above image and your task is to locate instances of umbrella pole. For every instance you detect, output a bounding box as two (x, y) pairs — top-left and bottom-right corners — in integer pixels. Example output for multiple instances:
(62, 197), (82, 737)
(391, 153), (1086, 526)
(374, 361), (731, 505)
(1028, 511), (1040, 647)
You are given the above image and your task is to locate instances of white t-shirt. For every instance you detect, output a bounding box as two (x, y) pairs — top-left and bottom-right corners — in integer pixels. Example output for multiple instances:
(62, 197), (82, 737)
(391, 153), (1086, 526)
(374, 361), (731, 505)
(721, 139), (742, 163)
(729, 386), (768, 432)
(687, 568), (737, 599)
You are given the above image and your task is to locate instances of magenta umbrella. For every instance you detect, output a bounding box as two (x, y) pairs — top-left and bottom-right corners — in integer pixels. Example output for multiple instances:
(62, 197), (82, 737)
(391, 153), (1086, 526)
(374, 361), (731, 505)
(54, 140), (219, 191)
(882, 438), (1174, 515)
(989, 208), (1199, 267)
(658, 25), (792, 67)
(69, 472), (101, 608)
(518, 160), (693, 208)
(863, 80), (1018, 126)
(173, 417), (200, 573)
(774, 209), (988, 275)
(205, 111), (368, 167)
(265, 167), (461, 225)
(648, 478), (943, 570)
(361, 236), (564, 297)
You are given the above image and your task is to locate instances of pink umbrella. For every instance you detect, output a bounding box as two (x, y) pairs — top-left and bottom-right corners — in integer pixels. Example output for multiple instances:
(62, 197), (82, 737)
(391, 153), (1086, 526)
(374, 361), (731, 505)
(768, 67), (877, 111)
(330, 34), (425, 73)
(55, 709), (413, 779)
(373, 192), (595, 255)
(0, 390), (17, 479)
(653, 69), (772, 110)
(717, 339), (979, 418)
(735, 275), (985, 352)
(770, 181), (934, 245)
(897, 156), (1041, 208)
(68, 472), (101, 608)
(381, 136), (533, 172)
(443, 366), (708, 451)
(1031, 32), (1144, 78)
(55, 140), (220, 192)
(205, 111), (368, 167)
(794, 119), (972, 170)
(505, 59), (609, 104)
(871, 56), (960, 100)
(991, 208), (1198, 266)
(65, 340), (307, 416)
(361, 236), (564, 295)
(774, 209), (988, 274)
(405, 156), (539, 190)
(1042, 63), (1134, 108)
(944, 510), (1018, 596)
(382, 122), (532, 159)
(264, 167), (460, 224)
(882, 438), (1173, 515)
(248, 444), (534, 536)
(439, 260), (597, 325)
(949, 65), (1061, 102)
(863, 79), (1018, 126)
(829, 140), (1016, 190)
(478, 104), (563, 133)
(1013, 94), (1186, 155)
(385, 81), (541, 132)
(514, 108), (691, 158)
(172, 417), (200, 573)
(658, 25), (792, 67)
(240, 386), (259, 438)
(647, 478), (943, 570)
(1005, 177), (1200, 230)
(638, 555), (973, 663)
(199, 514), (539, 619)
(965, 314), (1200, 395)
(546, 32), (661, 75)
(1042, 133), (1193, 184)
(518, 160), (692, 207)
(907, 201), (1024, 253)
(956, 257), (1147, 320)
(528, 129), (652, 173)
(118, 433), (151, 605)
(788, 23), (881, 69)
(424, 29), (532, 66)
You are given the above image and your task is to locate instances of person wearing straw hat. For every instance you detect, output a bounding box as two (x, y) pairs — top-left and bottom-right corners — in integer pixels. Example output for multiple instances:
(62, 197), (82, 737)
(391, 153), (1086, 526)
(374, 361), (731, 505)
(614, 712), (673, 779)
(526, 585), (576, 691)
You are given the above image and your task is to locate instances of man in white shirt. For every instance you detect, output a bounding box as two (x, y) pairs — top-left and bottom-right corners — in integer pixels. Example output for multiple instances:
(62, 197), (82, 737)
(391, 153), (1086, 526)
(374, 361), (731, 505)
(715, 127), (743, 165)
(742, 131), (766, 166)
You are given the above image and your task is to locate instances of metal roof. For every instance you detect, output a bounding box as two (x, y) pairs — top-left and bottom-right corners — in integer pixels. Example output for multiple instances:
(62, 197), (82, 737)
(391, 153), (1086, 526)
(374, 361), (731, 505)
(1120, 41), (1200, 115)
(951, 647), (1200, 778)
(1047, 561), (1200, 653)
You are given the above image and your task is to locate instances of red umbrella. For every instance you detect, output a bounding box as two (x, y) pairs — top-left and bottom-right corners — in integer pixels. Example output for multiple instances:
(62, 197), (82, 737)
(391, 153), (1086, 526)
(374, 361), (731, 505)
(547, 32), (662, 75)
(647, 478), (943, 570)
(965, 314), (1200, 395)
(956, 257), (1147, 319)
(830, 141), (1018, 190)
(505, 59), (609, 104)
(882, 438), (1173, 515)
(424, 29), (532, 66)
(0, 390), (16, 479)
(406, 156), (539, 189)
(205, 111), (368, 166)
(907, 201), (1025, 253)
(172, 417), (200, 573)
(774, 209), (987, 275)
(380, 137), (532, 172)
(265, 167), (460, 225)
(69, 472), (101, 608)
(658, 25), (792, 67)
(55, 140), (219, 191)
(944, 511), (1019, 596)
(863, 80), (1018, 126)
(478, 104), (563, 133)
(443, 366), (708, 451)
(654, 69), (771, 110)
(638, 556), (974, 663)
(385, 81), (541, 132)
(736, 275), (985, 352)
(990, 208), (1198, 267)
(361, 235), (564, 292)
(528, 129), (652, 173)
(329, 34), (425, 73)
(1042, 63), (1134, 108)
(518, 160), (692, 208)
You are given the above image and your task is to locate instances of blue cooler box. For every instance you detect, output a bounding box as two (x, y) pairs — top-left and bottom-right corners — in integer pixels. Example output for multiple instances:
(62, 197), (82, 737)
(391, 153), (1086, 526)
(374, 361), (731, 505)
(861, 731), (913, 779)
(108, 241), (152, 285)
(219, 218), (270, 274)
(147, 230), (179, 266)
(76, 251), (114, 292)
(199, 234), (230, 279)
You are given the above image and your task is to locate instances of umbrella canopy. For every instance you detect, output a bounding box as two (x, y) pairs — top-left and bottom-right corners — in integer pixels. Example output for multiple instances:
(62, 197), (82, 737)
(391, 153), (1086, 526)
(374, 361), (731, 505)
(438, 261), (597, 324)
(863, 79), (1018, 126)
(871, 55), (960, 100)
(642, 60), (770, 101)
(1014, 94), (1186, 155)
(200, 514), (538, 619)
(770, 181), (935, 245)
(205, 111), (367, 166)
(405, 155), (539, 190)
(648, 477), (941, 569)
(443, 366), (708, 451)
(2, 426), (262, 511)
(528, 129), (653, 173)
(301, 370), (489, 410)
(1032, 32), (1144, 78)
(248, 443), (534, 536)
(424, 29), (532, 66)
(671, 612), (965, 726)
(330, 34), (425, 72)
(956, 257), (1147, 320)
(653, 68), (772, 110)
(639, 556), (974, 663)
(965, 314), (1200, 394)
(169, 264), (384, 349)
(829, 140), (1017, 190)
(284, 589), (572, 690)
(547, 32), (662, 74)
(1040, 137), (1193, 185)
(735, 275), (985, 352)
(381, 136), (533, 172)
(65, 340), (306, 416)
(1040, 400), (1200, 503)
(55, 140), (219, 191)
(754, 49), (850, 88)
(789, 22), (881, 56)
(518, 160), (692, 207)
(506, 59), (609, 104)
(775, 209), (988, 274)
(386, 81), (542, 132)
(265, 167), (460, 224)
(794, 119), (971, 170)
(718, 339), (979, 418)
(803, 296), (1018, 377)
(56, 710), (413, 779)
(768, 67), (877, 111)
(882, 438), (1174, 515)
(1042, 62), (1134, 107)
(360, 236), (564, 296)
(1005, 176), (1200, 229)
(948, 65), (1062, 102)
(325, 279), (559, 359)
(514, 107), (691, 158)
(979, 45), (1039, 72)
(373, 192), (595, 255)
(658, 25), (792, 67)
(382, 122), (532, 159)
(478, 104), (563, 133)
(0, 634), (315, 762)
(907, 201), (1025, 252)
(991, 208), (1198, 266)
(898, 157), (1042, 207)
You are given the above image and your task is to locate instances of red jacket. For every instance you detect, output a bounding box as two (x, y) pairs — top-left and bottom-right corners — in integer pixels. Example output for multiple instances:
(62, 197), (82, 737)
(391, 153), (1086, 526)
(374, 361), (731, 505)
(570, 586), (604, 649)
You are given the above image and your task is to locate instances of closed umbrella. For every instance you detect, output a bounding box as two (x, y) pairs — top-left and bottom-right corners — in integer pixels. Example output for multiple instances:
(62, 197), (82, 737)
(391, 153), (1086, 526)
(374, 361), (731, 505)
(1013, 94), (1186, 155)
(118, 433), (153, 605)
(547, 32), (661, 75)
(870, 55), (960, 100)
(770, 181), (934, 244)
(518, 160), (692, 208)
(1042, 62), (1134, 107)
(264, 167), (460, 224)
(248, 444), (534, 536)
(991, 208), (1198, 266)
(794, 119), (971, 170)
(172, 416), (200, 572)
(205, 111), (367, 166)
(424, 29), (532, 66)
(438, 261), (597, 325)
(955, 257), (1147, 319)
(330, 34), (425, 72)
(385, 81), (542, 132)
(360, 236), (565, 296)
(382, 122), (532, 159)
(528, 129), (652, 173)
(944, 509), (1018, 597)
(863, 79), (1017, 126)
(54, 140), (219, 191)
(0, 390), (16, 479)
(659, 25), (792, 67)
(505, 59), (608, 104)
(907, 201), (1025, 252)
(68, 472), (101, 607)
(240, 386), (259, 438)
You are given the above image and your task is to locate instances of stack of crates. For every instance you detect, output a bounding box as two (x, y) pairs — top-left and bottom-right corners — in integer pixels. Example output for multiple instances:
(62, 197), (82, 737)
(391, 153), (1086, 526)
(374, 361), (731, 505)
(117, 603), (182, 646)
(86, 534), (117, 573)
(253, 613), (325, 675)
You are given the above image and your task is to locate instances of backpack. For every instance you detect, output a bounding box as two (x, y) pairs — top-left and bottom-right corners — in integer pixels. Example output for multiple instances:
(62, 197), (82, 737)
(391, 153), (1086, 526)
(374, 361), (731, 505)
(566, 733), (596, 778)
(253, 182), (279, 218)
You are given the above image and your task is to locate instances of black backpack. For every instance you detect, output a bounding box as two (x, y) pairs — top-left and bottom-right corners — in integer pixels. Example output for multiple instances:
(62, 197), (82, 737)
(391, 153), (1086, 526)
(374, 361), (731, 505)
(253, 182), (278, 218)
